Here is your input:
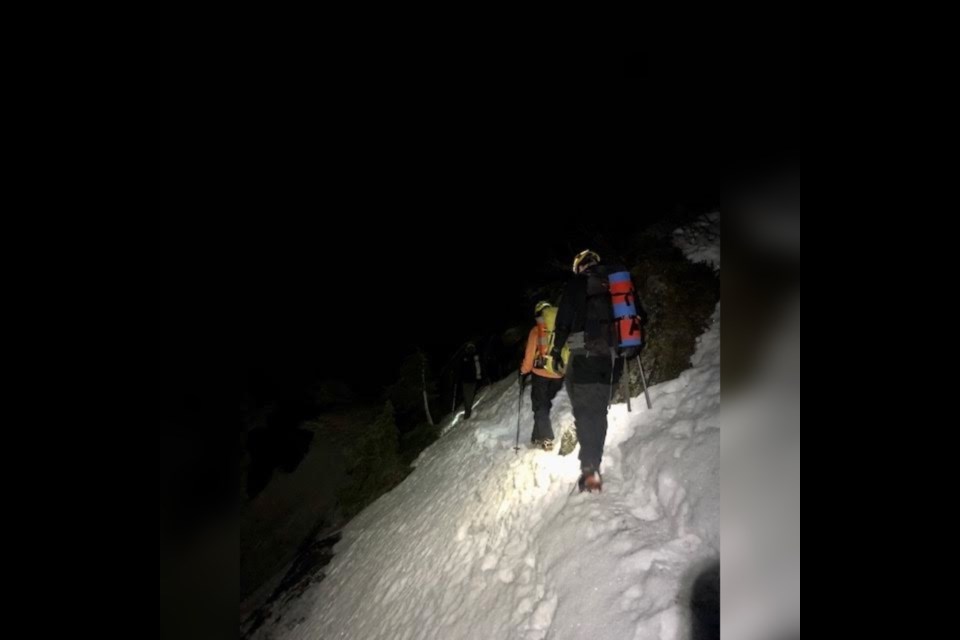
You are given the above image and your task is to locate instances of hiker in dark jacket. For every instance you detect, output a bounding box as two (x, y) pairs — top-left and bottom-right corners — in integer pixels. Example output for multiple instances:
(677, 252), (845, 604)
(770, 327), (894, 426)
(551, 249), (632, 492)
(458, 342), (482, 419)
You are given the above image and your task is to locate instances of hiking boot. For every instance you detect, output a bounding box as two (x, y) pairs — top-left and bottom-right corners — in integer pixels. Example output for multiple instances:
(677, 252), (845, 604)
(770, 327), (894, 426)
(577, 469), (603, 493)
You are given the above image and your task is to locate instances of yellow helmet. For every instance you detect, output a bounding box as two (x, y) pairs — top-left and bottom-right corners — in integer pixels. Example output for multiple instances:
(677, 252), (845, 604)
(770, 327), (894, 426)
(534, 300), (552, 315)
(572, 249), (600, 274)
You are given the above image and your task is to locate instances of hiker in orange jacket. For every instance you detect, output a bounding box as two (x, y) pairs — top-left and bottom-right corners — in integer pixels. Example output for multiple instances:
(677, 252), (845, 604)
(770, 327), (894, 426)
(520, 301), (565, 450)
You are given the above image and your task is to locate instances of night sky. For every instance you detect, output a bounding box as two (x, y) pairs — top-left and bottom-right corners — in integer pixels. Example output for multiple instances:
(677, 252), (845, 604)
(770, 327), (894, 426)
(154, 37), (794, 416)
(238, 208), (680, 393)
(231, 173), (721, 398)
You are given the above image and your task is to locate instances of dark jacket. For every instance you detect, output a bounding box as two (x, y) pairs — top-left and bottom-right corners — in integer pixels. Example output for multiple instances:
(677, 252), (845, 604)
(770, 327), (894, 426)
(554, 264), (625, 385)
(459, 352), (482, 383)
(554, 265), (617, 354)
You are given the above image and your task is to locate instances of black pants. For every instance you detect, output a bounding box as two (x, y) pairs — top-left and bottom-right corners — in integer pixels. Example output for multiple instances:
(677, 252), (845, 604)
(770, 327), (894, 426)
(565, 354), (619, 472)
(461, 382), (477, 418)
(530, 375), (563, 442)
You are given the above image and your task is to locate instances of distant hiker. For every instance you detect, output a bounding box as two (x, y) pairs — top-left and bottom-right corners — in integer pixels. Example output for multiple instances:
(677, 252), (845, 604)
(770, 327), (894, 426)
(459, 342), (482, 419)
(520, 301), (569, 450)
(551, 250), (643, 492)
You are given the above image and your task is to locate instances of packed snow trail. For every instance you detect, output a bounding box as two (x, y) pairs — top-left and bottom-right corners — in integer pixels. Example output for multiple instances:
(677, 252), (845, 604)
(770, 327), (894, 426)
(251, 218), (719, 640)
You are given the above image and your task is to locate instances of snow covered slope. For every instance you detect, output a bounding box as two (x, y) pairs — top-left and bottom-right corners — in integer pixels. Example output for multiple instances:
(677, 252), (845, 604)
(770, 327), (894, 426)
(252, 216), (720, 640)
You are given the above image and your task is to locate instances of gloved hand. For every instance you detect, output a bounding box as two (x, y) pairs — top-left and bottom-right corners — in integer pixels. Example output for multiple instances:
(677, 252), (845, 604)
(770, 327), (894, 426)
(621, 346), (640, 360)
(550, 348), (564, 373)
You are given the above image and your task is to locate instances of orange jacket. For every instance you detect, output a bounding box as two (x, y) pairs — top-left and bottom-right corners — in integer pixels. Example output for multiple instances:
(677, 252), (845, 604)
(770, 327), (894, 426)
(520, 326), (563, 379)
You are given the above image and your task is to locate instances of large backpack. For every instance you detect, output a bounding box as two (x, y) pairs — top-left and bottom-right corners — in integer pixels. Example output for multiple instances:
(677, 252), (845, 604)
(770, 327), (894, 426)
(608, 268), (643, 351)
(584, 265), (643, 356)
(535, 306), (571, 373)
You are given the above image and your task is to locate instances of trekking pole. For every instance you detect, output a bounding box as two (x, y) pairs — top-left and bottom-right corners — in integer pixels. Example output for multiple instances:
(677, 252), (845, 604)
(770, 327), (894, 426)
(515, 374), (526, 453)
(607, 350), (616, 409)
(622, 358), (632, 412)
(636, 355), (652, 409)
